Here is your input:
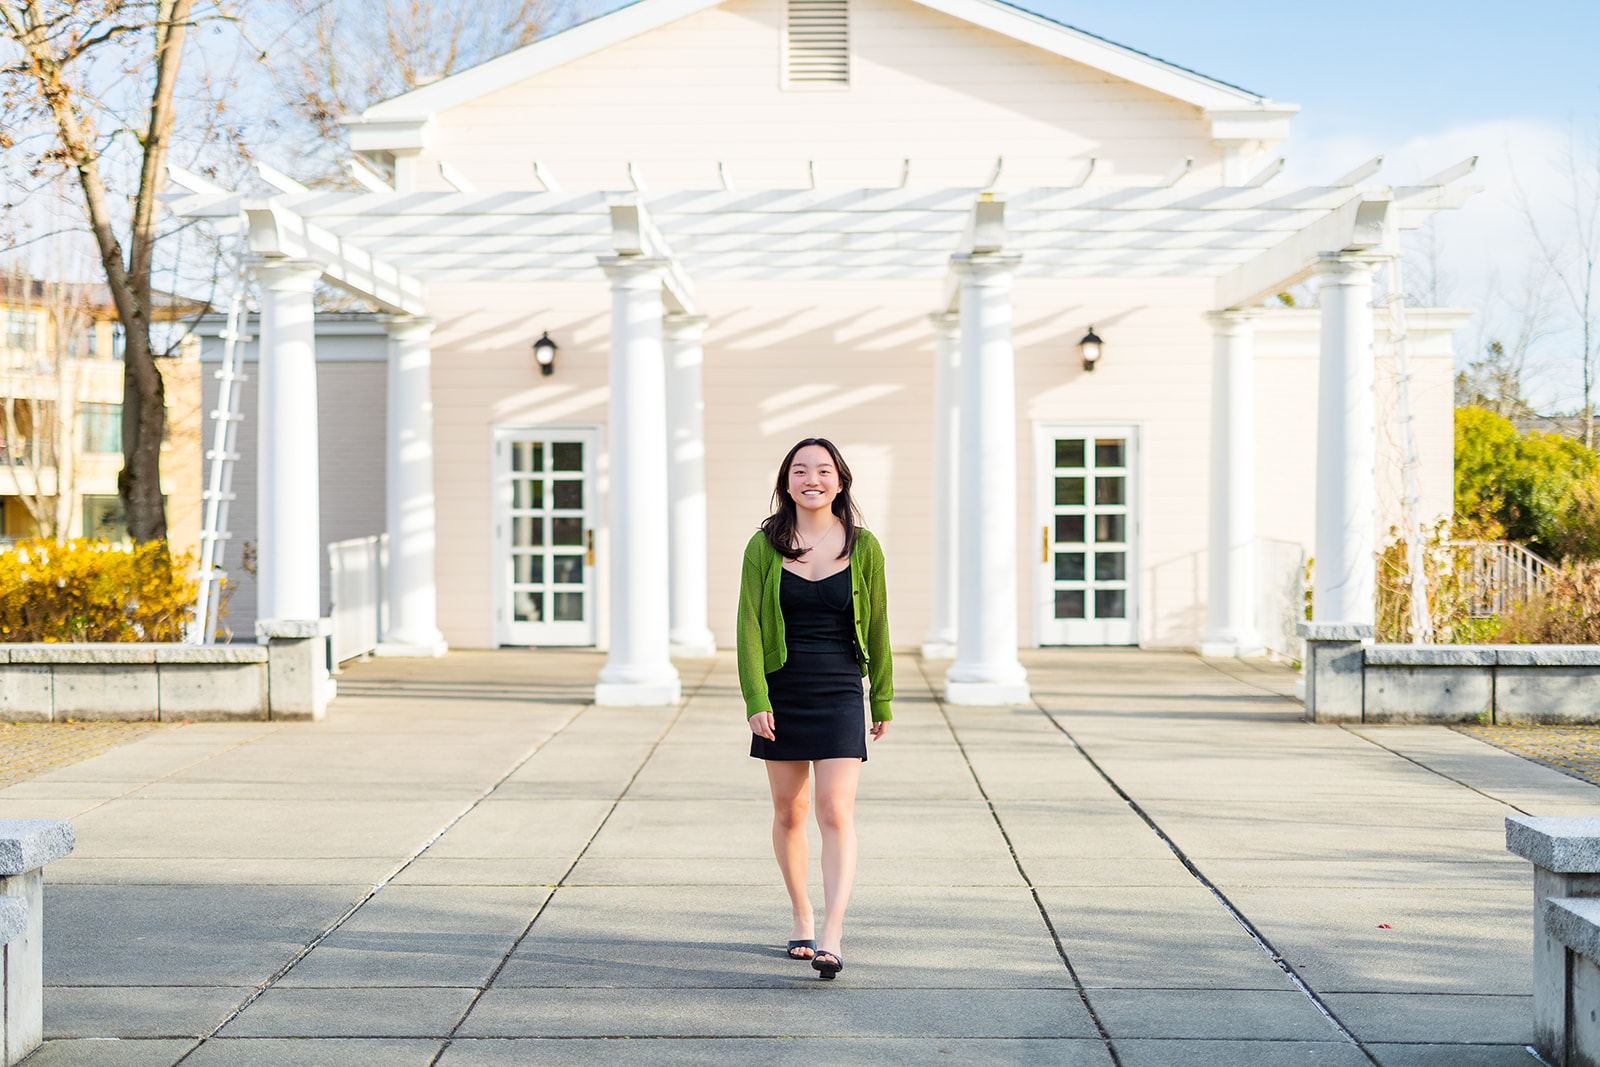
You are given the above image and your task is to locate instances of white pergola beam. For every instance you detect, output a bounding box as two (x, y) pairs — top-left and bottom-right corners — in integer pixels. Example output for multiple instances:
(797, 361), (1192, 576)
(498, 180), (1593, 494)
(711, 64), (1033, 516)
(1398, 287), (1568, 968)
(608, 197), (697, 315)
(943, 195), (1006, 310)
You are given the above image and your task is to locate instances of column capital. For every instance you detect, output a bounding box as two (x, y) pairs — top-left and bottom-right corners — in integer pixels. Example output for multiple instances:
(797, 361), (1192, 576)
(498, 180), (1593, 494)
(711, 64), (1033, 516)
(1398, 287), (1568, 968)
(249, 259), (324, 291)
(928, 311), (960, 335)
(379, 314), (435, 342)
(949, 252), (1022, 281)
(1206, 307), (1264, 328)
(1314, 250), (1389, 280)
(662, 313), (709, 341)
(599, 255), (669, 288)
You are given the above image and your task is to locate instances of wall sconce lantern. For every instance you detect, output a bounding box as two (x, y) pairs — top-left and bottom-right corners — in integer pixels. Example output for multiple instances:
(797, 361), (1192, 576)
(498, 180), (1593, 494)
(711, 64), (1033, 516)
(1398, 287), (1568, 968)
(533, 331), (558, 376)
(1078, 326), (1104, 372)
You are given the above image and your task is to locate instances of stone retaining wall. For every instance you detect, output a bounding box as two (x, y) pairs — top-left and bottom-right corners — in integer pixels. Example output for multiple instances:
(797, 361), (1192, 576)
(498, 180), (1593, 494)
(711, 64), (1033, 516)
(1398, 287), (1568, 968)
(1301, 623), (1600, 723)
(0, 621), (334, 722)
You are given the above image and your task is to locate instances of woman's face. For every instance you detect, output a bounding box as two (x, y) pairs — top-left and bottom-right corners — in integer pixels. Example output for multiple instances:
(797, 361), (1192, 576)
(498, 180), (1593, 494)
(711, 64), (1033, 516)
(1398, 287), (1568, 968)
(787, 444), (841, 517)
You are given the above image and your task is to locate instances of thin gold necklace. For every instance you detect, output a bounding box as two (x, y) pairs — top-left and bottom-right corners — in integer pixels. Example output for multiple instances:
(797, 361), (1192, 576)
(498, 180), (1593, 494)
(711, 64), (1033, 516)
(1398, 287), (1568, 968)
(793, 519), (840, 557)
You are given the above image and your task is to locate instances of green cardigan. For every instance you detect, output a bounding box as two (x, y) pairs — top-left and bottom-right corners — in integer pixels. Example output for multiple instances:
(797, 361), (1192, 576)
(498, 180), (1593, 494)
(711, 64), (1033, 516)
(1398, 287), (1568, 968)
(736, 528), (894, 722)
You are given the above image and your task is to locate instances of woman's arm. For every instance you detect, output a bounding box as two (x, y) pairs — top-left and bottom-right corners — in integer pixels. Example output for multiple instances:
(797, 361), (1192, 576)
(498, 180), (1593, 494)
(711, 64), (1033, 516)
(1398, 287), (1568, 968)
(735, 547), (772, 720)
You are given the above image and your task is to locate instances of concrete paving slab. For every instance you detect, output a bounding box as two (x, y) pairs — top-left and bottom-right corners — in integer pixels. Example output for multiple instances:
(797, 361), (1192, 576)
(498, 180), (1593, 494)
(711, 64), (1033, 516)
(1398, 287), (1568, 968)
(1086, 988), (1342, 1040)
(181, 1038), (444, 1066)
(991, 800), (1176, 860)
(1111, 1039), (1371, 1066)
(563, 854), (1026, 886)
(1366, 1043), (1540, 1066)
(22, 1039), (198, 1066)
(276, 886), (548, 988)
(1196, 858), (1528, 890)
(45, 885), (365, 985)
(458, 987), (1099, 1038)
(43, 857), (402, 886)
(1023, 856), (1197, 887)
(1034, 886), (1299, 990)
(422, 797), (614, 858)
(65, 798), (466, 859)
(493, 884), (1072, 989)
(1352, 726), (1600, 812)
(45, 985), (247, 1038)
(218, 987), (479, 1037)
(388, 857), (573, 886)
(1318, 992), (1533, 1044)
(1225, 887), (1529, 993)
(436, 1036), (1114, 1066)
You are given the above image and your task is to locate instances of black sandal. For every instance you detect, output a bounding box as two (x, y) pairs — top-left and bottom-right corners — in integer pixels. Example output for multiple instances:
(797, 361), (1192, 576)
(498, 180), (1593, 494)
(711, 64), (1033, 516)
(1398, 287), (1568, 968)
(787, 939), (816, 960)
(812, 950), (843, 979)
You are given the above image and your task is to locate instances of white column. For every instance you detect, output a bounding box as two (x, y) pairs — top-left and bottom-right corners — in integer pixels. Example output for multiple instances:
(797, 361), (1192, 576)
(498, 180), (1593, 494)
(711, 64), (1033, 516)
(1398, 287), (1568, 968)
(595, 256), (681, 706)
(1312, 252), (1385, 625)
(377, 315), (446, 656)
(945, 254), (1030, 705)
(1200, 309), (1263, 656)
(252, 260), (324, 624)
(664, 313), (716, 658)
(922, 312), (960, 659)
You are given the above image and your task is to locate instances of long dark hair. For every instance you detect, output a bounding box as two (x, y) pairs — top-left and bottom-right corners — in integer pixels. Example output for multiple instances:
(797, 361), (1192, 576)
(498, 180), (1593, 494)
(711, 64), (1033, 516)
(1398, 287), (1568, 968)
(761, 437), (862, 561)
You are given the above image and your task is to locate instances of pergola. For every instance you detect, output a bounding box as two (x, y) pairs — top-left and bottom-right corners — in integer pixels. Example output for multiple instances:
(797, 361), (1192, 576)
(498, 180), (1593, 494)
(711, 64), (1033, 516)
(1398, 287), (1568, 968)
(171, 174), (1474, 705)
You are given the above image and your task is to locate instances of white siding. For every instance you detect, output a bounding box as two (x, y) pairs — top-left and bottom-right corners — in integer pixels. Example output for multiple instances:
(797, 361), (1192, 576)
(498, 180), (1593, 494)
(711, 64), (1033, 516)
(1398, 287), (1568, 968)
(420, 0), (1223, 192)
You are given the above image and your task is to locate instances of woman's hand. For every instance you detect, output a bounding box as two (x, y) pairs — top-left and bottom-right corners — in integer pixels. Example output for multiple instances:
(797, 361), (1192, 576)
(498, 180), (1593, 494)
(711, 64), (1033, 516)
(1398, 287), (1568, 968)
(869, 720), (889, 741)
(749, 711), (776, 741)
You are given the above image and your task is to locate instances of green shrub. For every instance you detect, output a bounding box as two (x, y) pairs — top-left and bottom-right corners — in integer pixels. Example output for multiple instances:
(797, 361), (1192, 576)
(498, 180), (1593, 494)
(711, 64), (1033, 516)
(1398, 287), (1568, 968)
(1456, 406), (1600, 558)
(0, 538), (197, 642)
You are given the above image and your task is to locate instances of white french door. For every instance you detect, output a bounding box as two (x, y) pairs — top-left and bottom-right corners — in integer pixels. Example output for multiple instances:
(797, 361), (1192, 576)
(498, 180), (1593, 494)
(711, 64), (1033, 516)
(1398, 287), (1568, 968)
(1035, 424), (1140, 645)
(492, 425), (600, 646)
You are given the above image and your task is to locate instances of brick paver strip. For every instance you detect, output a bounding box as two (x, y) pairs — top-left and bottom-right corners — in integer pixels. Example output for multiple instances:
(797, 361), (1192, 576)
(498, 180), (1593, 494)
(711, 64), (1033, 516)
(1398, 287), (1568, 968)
(0, 722), (164, 789)
(1457, 725), (1600, 788)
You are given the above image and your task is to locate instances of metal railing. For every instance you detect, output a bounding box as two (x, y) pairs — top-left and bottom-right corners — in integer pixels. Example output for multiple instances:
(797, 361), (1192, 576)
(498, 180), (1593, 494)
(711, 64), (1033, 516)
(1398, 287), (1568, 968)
(328, 534), (387, 665)
(1448, 540), (1552, 618)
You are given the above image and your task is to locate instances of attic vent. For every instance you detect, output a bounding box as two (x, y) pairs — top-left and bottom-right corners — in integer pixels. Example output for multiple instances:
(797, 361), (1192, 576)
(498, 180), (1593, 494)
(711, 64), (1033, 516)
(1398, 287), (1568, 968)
(786, 0), (849, 86)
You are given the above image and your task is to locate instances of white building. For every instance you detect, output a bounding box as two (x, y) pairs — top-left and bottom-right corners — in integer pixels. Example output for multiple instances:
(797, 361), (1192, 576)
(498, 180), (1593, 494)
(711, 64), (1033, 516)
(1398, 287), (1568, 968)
(180, 0), (1475, 705)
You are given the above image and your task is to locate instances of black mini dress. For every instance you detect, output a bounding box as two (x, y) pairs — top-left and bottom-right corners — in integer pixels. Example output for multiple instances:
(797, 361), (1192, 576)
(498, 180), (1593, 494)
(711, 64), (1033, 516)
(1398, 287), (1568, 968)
(750, 564), (869, 763)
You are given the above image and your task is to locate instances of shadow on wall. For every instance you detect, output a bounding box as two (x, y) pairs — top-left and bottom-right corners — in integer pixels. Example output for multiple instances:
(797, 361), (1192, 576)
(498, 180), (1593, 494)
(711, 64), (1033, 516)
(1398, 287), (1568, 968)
(1147, 549), (1204, 647)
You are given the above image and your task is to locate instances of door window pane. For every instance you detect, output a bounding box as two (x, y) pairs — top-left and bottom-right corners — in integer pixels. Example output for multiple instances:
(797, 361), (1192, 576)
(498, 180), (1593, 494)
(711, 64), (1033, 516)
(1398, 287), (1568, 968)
(1095, 589), (1126, 618)
(1094, 552), (1126, 581)
(553, 442), (583, 471)
(552, 555), (584, 584)
(512, 442), (543, 472)
(513, 479), (543, 509)
(1055, 439), (1085, 468)
(1055, 515), (1085, 544)
(1095, 477), (1125, 506)
(1095, 514), (1125, 544)
(1095, 439), (1125, 468)
(1055, 552), (1085, 581)
(552, 517), (583, 546)
(553, 592), (584, 621)
(513, 591), (544, 622)
(1055, 477), (1085, 506)
(552, 480), (583, 510)
(512, 516), (544, 547)
(513, 554), (544, 584)
(1054, 590), (1085, 619)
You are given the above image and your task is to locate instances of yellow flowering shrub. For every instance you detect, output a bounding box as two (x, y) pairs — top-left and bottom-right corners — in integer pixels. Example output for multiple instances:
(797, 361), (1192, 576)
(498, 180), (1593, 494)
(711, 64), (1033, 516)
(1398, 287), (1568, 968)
(0, 539), (197, 642)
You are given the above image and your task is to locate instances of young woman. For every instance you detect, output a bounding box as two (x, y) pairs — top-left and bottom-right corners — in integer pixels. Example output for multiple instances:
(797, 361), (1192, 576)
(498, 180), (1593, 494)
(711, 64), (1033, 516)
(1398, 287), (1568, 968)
(736, 437), (893, 981)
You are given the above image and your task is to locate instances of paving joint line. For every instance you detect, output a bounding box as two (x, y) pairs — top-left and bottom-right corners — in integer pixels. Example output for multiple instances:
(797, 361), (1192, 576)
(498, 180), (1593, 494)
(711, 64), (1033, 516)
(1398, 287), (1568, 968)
(169, 700), (594, 1064)
(1341, 726), (1533, 815)
(914, 658), (1123, 1067)
(427, 658), (715, 1065)
(1038, 707), (1379, 1065)
(53, 722), (291, 821)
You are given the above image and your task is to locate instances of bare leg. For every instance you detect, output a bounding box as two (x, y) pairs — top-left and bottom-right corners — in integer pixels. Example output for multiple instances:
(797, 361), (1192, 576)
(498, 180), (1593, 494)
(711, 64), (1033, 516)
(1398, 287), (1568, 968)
(813, 757), (862, 959)
(766, 760), (814, 955)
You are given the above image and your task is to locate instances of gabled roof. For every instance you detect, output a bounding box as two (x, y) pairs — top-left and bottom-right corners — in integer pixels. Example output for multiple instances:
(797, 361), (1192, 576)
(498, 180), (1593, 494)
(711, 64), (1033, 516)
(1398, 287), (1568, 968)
(355, 0), (1292, 124)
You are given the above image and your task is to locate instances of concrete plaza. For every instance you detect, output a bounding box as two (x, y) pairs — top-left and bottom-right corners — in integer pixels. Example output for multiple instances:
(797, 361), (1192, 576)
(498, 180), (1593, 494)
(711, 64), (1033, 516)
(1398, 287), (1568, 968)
(1, 648), (1584, 1066)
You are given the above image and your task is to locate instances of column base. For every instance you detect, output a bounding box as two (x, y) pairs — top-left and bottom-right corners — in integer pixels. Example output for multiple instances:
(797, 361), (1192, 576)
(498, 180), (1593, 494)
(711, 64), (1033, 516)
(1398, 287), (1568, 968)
(1197, 639), (1266, 658)
(375, 638), (449, 658)
(595, 680), (683, 706)
(944, 679), (1031, 706)
(669, 631), (718, 658)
